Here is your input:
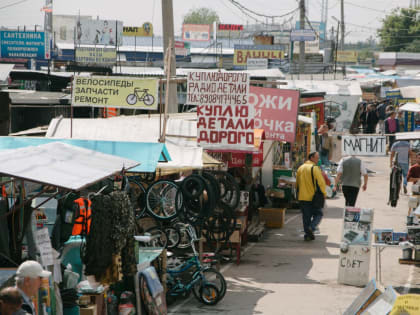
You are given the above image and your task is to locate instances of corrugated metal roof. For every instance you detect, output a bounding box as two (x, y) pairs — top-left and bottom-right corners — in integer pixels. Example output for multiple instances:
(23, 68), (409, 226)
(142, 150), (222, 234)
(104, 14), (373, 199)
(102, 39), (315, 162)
(8, 91), (70, 104)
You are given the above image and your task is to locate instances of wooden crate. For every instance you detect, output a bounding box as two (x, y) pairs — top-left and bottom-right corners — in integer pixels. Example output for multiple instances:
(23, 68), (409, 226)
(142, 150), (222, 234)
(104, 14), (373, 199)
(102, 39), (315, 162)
(258, 208), (286, 228)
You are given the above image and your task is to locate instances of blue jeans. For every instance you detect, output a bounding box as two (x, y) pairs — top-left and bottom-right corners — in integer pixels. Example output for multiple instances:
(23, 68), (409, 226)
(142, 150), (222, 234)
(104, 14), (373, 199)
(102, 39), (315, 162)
(299, 201), (323, 236)
(400, 162), (409, 186)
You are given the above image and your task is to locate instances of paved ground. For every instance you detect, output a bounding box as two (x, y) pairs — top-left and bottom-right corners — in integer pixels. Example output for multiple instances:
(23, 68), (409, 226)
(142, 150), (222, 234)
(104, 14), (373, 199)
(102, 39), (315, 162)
(168, 155), (415, 314)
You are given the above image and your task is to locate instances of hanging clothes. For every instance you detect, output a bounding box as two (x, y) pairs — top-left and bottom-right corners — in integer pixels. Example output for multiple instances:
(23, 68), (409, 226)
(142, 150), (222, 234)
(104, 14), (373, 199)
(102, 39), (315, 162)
(389, 164), (402, 207)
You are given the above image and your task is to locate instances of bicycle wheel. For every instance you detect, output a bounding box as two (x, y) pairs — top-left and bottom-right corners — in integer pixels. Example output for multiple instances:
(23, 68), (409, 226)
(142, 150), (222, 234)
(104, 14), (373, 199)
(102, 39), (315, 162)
(175, 223), (192, 249)
(198, 283), (220, 305)
(193, 267), (226, 302)
(164, 226), (181, 249)
(145, 226), (168, 248)
(146, 180), (181, 221)
(143, 94), (155, 106)
(126, 93), (137, 105)
(127, 178), (147, 219)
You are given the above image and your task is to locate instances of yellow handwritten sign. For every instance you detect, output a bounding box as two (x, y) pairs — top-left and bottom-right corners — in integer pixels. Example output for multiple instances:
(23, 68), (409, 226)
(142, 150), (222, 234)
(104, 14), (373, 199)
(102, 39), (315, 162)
(72, 75), (159, 110)
(337, 51), (358, 63)
(123, 22), (153, 37)
(390, 294), (420, 315)
(234, 45), (284, 66)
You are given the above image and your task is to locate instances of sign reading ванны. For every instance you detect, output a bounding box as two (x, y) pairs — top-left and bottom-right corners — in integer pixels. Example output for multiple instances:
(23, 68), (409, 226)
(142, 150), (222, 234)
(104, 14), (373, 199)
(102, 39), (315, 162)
(187, 71), (253, 151)
(72, 75), (159, 110)
(342, 135), (386, 156)
(0, 31), (50, 59)
(249, 86), (299, 143)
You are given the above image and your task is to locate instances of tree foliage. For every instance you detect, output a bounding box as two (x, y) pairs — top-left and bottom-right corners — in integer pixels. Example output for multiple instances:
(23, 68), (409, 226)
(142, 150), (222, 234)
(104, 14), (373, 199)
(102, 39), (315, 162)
(182, 7), (220, 25)
(378, 8), (420, 52)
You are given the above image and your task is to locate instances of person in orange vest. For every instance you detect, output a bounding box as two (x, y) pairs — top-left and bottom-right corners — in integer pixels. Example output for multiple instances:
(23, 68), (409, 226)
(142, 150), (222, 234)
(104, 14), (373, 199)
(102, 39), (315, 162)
(71, 197), (92, 236)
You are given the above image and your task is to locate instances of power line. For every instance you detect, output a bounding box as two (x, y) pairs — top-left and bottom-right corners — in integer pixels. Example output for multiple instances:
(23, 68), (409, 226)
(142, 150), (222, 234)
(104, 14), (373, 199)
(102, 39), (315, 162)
(227, 0), (299, 19)
(0, 0), (28, 11)
(344, 1), (387, 13)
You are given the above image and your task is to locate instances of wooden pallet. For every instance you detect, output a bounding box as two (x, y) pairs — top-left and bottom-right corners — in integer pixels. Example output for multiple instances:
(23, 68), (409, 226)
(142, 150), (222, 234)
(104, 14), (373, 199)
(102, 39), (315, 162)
(399, 258), (420, 265)
(248, 221), (265, 242)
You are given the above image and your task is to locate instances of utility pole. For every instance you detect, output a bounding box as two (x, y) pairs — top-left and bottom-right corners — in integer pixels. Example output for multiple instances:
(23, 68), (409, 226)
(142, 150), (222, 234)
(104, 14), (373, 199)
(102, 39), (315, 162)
(162, 0), (178, 113)
(340, 0), (345, 50)
(299, 0), (305, 74)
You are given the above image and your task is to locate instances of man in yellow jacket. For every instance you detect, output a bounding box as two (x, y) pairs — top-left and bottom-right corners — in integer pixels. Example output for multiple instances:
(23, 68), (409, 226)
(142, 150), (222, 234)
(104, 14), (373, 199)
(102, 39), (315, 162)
(296, 151), (327, 241)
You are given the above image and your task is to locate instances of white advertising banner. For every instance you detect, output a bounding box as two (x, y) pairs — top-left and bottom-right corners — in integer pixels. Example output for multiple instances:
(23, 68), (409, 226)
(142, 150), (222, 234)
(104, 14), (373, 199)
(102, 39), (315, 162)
(342, 135), (387, 156)
(76, 19), (123, 46)
(247, 58), (268, 70)
(35, 227), (54, 266)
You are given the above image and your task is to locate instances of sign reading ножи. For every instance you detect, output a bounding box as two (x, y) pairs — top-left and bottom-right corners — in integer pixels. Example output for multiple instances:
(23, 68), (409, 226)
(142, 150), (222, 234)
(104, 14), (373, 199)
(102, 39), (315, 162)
(249, 86), (300, 143)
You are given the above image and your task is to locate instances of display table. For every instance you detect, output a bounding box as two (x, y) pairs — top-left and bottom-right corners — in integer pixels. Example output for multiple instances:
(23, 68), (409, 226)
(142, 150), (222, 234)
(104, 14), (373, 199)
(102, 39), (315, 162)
(372, 243), (405, 284)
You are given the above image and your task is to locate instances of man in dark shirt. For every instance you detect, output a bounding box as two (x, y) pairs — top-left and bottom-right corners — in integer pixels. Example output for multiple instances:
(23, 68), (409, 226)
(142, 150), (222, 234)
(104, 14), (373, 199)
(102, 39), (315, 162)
(408, 153), (420, 184)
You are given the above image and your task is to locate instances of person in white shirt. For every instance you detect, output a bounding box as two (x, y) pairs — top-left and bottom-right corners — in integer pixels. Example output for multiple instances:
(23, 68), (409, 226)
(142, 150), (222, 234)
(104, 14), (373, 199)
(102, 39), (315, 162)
(334, 156), (368, 207)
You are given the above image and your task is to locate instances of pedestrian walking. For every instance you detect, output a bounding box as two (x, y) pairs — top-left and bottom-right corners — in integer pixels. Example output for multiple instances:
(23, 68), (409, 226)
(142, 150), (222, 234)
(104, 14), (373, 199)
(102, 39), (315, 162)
(296, 152), (327, 241)
(334, 156), (368, 207)
(376, 102), (387, 134)
(407, 152), (420, 184)
(318, 123), (333, 166)
(15, 260), (51, 314)
(385, 110), (400, 149)
(390, 140), (411, 194)
(0, 287), (23, 315)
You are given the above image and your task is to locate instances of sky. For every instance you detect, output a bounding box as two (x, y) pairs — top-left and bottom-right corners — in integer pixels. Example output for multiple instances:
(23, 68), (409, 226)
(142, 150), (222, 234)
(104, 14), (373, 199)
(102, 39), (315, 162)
(0, 0), (413, 43)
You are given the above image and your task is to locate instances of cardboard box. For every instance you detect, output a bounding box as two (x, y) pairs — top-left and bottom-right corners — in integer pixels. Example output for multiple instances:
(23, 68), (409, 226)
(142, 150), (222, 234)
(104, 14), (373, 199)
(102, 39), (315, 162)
(80, 305), (97, 315)
(259, 208), (286, 228)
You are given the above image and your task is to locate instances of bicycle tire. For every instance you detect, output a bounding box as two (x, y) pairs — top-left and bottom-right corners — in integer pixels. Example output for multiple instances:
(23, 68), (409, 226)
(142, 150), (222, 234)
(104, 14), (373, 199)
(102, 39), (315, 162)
(126, 93), (137, 105)
(143, 94), (155, 106)
(164, 226), (181, 249)
(127, 178), (147, 219)
(181, 175), (205, 199)
(145, 226), (168, 248)
(198, 283), (220, 305)
(192, 267), (226, 302)
(146, 180), (181, 221)
(175, 223), (193, 249)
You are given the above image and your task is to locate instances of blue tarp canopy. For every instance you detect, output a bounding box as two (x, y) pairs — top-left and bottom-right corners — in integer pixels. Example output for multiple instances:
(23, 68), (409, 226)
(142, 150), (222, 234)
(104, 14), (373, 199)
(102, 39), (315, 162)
(0, 137), (170, 173)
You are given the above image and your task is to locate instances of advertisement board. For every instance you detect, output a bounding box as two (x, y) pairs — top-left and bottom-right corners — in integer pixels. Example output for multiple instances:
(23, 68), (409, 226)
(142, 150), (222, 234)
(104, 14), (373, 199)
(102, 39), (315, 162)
(233, 44), (285, 66)
(293, 39), (320, 54)
(290, 29), (316, 41)
(342, 135), (386, 156)
(247, 58), (268, 70)
(76, 19), (123, 46)
(53, 15), (90, 43)
(249, 86), (299, 142)
(296, 21), (326, 40)
(0, 31), (50, 59)
(75, 47), (116, 65)
(72, 76), (159, 110)
(182, 24), (210, 41)
(122, 22), (153, 37)
(217, 24), (243, 39)
(187, 71), (253, 151)
(337, 50), (358, 63)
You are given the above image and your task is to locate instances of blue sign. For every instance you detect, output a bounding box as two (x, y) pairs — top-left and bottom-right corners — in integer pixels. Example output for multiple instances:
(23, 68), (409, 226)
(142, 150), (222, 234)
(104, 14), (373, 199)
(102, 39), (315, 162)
(296, 21), (326, 40)
(385, 90), (401, 99)
(0, 31), (50, 59)
(290, 29), (316, 42)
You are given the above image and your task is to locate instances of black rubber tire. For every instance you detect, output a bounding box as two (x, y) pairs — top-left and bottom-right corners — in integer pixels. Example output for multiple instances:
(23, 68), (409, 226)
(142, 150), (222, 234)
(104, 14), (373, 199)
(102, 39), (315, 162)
(164, 226), (181, 249)
(181, 175), (205, 199)
(127, 178), (147, 219)
(198, 283), (220, 305)
(192, 267), (226, 302)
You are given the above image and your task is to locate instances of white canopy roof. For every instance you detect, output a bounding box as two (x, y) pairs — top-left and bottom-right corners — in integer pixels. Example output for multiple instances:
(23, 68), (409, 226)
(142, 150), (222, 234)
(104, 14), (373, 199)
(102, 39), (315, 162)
(399, 102), (420, 113)
(46, 114), (204, 170)
(281, 80), (362, 96)
(0, 142), (139, 190)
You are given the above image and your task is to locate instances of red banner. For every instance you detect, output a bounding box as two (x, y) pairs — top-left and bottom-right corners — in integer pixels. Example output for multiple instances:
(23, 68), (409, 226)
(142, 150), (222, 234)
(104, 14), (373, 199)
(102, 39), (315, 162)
(249, 86), (300, 143)
(229, 144), (263, 167)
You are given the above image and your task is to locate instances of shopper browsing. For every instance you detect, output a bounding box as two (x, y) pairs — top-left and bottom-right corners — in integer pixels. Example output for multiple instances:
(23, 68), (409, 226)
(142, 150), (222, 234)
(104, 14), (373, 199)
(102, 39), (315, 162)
(15, 261), (51, 314)
(408, 152), (420, 184)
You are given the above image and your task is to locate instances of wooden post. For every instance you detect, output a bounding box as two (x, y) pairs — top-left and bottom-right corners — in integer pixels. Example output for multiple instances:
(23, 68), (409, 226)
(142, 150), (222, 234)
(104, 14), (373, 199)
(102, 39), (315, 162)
(159, 41), (172, 143)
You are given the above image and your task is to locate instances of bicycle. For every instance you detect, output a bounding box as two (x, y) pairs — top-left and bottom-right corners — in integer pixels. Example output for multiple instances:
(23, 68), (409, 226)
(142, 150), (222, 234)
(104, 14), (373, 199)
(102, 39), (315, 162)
(166, 225), (226, 305)
(126, 88), (155, 106)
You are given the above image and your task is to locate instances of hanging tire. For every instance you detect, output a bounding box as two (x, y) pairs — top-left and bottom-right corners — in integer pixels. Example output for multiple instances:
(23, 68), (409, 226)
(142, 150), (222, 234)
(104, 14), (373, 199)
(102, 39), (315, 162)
(146, 180), (181, 221)
(181, 175), (205, 199)
(145, 226), (168, 248)
(164, 226), (181, 249)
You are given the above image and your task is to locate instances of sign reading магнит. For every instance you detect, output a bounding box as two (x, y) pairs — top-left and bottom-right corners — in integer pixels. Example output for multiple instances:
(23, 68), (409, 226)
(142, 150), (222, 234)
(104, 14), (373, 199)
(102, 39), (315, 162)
(196, 104), (254, 151)
(187, 71), (249, 107)
(342, 135), (386, 156)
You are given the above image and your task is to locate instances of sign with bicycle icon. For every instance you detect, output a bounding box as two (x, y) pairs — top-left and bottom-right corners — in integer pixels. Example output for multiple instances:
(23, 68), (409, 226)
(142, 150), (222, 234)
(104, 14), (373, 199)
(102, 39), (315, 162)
(72, 75), (159, 110)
